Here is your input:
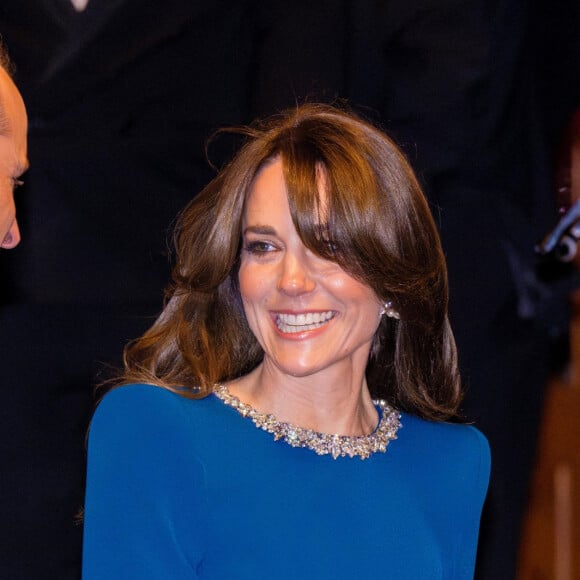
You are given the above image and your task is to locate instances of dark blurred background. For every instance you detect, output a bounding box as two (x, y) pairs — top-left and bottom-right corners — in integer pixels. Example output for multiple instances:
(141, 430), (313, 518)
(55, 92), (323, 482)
(0, 1), (579, 578)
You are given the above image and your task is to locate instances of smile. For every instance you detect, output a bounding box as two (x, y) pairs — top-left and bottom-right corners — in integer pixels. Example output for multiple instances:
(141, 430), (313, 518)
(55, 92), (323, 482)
(275, 311), (336, 334)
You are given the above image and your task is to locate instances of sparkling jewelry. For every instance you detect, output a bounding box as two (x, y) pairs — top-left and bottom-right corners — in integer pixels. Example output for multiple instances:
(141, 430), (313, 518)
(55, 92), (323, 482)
(213, 384), (402, 460)
(382, 301), (400, 319)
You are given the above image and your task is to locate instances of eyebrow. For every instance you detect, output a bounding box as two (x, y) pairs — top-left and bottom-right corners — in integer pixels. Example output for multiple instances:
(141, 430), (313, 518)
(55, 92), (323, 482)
(243, 225), (277, 236)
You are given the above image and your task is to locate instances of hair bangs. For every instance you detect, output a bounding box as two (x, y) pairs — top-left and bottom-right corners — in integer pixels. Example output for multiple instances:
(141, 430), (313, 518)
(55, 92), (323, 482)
(279, 130), (400, 289)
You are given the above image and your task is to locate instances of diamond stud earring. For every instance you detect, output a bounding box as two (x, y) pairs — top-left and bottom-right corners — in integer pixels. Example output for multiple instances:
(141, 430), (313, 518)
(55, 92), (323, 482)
(382, 301), (400, 320)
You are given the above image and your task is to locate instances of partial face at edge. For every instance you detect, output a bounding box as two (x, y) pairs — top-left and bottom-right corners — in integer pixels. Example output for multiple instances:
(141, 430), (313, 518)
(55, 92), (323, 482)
(0, 67), (28, 249)
(238, 156), (383, 379)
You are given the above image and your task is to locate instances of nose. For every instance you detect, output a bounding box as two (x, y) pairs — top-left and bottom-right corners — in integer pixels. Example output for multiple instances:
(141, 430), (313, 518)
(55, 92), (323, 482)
(1, 219), (21, 249)
(277, 250), (316, 296)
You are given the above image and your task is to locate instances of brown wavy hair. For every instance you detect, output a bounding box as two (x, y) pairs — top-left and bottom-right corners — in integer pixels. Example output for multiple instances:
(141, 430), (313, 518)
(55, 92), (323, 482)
(122, 103), (462, 421)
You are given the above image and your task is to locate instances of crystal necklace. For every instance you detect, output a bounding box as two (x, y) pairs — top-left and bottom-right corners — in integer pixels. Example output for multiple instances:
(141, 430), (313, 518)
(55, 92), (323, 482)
(213, 384), (402, 460)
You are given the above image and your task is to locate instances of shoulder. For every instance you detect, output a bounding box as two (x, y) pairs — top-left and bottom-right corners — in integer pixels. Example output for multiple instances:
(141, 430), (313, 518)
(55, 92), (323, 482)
(398, 413), (491, 496)
(94, 382), (192, 409)
(84, 384), (211, 569)
(400, 413), (489, 459)
(89, 383), (218, 444)
(92, 383), (186, 425)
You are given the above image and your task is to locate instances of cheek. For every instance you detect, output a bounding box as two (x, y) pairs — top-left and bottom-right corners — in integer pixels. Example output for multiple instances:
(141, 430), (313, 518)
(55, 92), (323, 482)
(330, 277), (382, 335)
(238, 264), (272, 318)
(238, 268), (273, 344)
(238, 264), (261, 302)
(237, 264), (251, 299)
(326, 274), (380, 310)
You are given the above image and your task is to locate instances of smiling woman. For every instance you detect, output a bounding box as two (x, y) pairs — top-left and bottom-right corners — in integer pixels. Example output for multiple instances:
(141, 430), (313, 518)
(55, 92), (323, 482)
(83, 103), (490, 579)
(237, 157), (385, 419)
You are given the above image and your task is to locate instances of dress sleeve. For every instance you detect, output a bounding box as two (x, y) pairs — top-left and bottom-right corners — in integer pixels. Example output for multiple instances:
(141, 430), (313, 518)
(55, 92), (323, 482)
(82, 384), (208, 578)
(453, 426), (491, 578)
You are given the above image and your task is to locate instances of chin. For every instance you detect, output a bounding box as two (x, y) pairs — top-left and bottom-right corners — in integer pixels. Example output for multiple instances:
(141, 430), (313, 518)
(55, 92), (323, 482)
(271, 356), (327, 378)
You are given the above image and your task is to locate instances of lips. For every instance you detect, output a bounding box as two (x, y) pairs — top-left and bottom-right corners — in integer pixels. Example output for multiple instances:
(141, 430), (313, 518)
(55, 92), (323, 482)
(274, 311), (336, 334)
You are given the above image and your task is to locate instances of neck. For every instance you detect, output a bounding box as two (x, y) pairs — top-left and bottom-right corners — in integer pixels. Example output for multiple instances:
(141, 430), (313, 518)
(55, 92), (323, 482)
(227, 361), (378, 436)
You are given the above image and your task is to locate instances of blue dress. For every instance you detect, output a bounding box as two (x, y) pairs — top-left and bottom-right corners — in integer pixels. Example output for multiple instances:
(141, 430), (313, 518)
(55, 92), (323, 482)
(82, 384), (490, 579)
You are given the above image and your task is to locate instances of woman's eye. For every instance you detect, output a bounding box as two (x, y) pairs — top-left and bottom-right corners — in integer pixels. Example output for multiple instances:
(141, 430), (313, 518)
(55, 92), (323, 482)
(243, 240), (277, 255)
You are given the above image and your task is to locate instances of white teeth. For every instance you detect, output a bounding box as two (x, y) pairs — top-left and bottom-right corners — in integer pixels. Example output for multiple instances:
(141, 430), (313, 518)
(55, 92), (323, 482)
(276, 311), (335, 333)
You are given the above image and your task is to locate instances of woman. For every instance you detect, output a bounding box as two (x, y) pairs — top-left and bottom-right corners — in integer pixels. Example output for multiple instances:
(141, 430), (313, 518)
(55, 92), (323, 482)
(83, 103), (489, 579)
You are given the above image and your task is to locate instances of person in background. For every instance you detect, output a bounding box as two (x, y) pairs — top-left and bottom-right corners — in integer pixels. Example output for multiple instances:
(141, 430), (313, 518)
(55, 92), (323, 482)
(0, 42), (27, 250)
(0, 4), (252, 577)
(83, 103), (490, 579)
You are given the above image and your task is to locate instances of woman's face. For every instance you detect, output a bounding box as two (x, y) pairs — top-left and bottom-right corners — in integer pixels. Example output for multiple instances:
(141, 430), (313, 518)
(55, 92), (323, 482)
(239, 157), (382, 378)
